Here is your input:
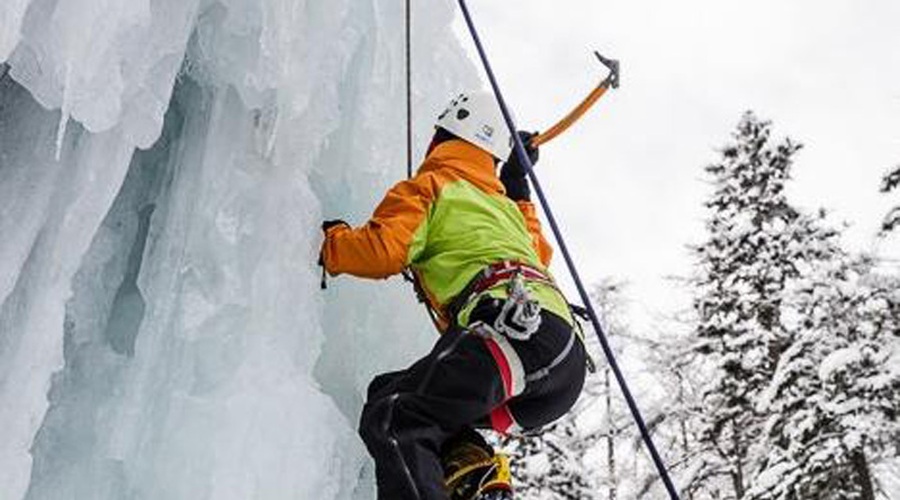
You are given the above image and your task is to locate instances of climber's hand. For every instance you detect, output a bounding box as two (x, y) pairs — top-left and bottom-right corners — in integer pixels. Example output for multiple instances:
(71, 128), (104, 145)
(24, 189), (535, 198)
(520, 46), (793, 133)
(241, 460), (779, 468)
(500, 131), (539, 201)
(318, 219), (349, 267)
(318, 219), (350, 289)
(322, 219), (350, 233)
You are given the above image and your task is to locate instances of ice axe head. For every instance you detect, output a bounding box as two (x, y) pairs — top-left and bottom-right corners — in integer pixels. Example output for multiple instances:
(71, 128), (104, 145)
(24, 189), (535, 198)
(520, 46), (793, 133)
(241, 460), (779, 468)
(594, 51), (620, 89)
(527, 49), (620, 149)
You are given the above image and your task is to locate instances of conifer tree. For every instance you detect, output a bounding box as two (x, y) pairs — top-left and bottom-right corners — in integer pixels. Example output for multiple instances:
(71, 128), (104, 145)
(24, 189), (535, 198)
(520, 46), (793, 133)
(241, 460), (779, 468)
(689, 112), (812, 498)
(502, 418), (602, 500)
(747, 250), (900, 500)
(739, 160), (900, 499)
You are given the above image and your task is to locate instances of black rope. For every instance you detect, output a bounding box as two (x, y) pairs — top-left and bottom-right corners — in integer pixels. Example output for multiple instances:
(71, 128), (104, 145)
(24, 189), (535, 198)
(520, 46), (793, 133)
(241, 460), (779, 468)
(402, 0), (443, 332)
(455, 1), (682, 498)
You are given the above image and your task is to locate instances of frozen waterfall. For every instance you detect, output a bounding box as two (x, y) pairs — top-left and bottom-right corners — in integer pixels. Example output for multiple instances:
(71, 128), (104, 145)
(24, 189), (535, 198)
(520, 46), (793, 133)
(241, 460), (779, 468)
(0, 1), (479, 498)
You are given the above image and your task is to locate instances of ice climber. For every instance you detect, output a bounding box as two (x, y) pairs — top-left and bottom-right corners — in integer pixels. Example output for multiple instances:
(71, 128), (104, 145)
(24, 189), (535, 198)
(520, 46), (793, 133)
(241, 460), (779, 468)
(319, 90), (588, 500)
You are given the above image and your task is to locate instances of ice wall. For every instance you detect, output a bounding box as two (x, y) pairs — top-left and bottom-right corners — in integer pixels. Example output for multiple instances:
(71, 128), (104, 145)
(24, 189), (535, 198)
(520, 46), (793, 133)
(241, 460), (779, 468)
(0, 1), (478, 499)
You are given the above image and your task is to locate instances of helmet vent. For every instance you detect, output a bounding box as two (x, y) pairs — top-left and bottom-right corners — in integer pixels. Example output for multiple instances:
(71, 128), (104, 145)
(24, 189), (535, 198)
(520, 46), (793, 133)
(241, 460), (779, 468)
(434, 90), (512, 159)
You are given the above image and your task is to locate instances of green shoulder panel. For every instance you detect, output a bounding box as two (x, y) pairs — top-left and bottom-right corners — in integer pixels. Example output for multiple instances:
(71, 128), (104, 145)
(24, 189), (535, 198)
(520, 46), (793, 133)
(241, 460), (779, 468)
(408, 179), (572, 326)
(409, 180), (537, 303)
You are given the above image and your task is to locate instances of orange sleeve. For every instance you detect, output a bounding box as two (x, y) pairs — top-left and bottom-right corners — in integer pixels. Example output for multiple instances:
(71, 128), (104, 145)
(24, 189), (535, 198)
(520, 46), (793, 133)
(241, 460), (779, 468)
(517, 201), (553, 267)
(321, 175), (435, 279)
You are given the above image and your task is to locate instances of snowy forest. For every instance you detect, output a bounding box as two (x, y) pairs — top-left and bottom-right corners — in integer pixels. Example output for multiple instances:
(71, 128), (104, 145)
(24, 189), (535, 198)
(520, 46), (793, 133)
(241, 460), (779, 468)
(506, 114), (900, 499)
(1, 0), (898, 499)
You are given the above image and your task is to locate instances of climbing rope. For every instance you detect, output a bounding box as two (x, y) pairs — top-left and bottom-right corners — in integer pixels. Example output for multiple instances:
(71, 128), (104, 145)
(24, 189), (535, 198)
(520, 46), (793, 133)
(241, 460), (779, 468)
(455, 1), (682, 498)
(405, 0), (413, 179)
(402, 0), (443, 332)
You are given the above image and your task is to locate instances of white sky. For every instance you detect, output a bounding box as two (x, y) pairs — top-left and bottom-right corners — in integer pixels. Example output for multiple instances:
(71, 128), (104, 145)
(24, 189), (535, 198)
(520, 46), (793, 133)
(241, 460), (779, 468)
(452, 0), (900, 333)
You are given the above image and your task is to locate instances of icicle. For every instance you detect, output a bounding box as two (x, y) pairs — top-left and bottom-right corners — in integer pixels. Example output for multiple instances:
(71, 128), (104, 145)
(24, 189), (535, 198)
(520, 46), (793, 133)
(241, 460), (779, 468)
(54, 61), (73, 161)
(54, 114), (69, 161)
(265, 110), (280, 159)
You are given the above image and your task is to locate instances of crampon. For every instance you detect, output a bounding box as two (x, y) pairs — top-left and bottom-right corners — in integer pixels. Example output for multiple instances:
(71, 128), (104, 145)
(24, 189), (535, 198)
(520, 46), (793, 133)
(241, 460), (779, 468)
(444, 442), (514, 500)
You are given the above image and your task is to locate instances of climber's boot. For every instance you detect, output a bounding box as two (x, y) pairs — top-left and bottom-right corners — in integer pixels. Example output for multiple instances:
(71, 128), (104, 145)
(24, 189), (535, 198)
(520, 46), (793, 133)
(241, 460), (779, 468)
(473, 453), (513, 500)
(442, 437), (513, 500)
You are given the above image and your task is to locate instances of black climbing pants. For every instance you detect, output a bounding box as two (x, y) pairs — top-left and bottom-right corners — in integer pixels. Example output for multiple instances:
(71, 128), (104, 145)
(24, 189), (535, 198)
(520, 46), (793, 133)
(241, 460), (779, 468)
(358, 300), (587, 500)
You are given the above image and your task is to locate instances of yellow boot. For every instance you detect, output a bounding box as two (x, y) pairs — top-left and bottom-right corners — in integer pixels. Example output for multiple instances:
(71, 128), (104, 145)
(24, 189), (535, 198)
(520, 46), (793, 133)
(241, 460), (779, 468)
(443, 440), (513, 500)
(475, 453), (513, 499)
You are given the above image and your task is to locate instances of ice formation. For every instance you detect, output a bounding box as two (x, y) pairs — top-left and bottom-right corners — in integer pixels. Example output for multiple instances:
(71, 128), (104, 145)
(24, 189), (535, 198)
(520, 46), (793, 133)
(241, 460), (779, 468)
(0, 1), (479, 498)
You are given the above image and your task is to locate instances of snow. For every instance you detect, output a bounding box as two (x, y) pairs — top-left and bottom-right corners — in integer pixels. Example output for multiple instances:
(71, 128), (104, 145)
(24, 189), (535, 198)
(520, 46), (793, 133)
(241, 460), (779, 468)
(876, 458), (900, 499)
(818, 346), (863, 381)
(0, 1), (478, 498)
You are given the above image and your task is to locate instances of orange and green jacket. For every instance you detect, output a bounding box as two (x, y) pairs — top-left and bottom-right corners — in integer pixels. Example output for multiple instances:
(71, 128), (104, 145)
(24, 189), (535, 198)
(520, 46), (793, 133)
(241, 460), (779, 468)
(320, 139), (572, 331)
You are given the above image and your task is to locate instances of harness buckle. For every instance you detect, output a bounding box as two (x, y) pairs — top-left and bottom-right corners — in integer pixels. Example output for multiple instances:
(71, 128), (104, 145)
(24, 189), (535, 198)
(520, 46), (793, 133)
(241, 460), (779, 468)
(493, 272), (542, 341)
(447, 261), (553, 329)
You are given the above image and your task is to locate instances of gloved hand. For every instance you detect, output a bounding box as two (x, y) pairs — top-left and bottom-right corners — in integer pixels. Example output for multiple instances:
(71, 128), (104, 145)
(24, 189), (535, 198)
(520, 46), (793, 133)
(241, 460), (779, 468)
(500, 131), (539, 201)
(322, 219), (349, 233)
(319, 220), (349, 286)
(319, 219), (349, 263)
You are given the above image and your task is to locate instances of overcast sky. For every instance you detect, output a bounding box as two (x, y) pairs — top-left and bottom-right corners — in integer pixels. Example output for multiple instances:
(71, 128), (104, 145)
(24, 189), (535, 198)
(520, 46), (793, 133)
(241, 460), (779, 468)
(452, 0), (900, 332)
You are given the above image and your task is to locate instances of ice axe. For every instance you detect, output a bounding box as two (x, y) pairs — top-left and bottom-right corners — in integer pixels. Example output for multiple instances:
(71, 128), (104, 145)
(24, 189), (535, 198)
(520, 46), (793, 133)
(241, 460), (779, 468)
(528, 51), (620, 148)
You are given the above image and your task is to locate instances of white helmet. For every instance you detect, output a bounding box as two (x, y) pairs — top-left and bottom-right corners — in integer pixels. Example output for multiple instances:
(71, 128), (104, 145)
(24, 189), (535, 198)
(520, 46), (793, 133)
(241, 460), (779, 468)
(435, 90), (513, 160)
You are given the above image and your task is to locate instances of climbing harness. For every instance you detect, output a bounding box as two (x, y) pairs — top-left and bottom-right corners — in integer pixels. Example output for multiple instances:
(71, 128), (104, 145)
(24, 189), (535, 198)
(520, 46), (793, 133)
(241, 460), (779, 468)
(447, 260), (594, 383)
(445, 261), (552, 323)
(447, 261), (588, 366)
(455, 1), (682, 498)
(529, 51), (620, 148)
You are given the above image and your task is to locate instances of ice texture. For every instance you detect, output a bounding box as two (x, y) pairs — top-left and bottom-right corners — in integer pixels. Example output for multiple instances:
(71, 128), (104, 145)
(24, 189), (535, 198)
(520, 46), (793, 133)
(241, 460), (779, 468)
(0, 1), (478, 499)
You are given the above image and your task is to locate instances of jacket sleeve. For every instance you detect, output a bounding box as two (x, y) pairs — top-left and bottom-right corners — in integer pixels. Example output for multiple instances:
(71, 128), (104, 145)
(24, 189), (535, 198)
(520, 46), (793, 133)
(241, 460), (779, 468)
(321, 175), (434, 279)
(517, 200), (553, 267)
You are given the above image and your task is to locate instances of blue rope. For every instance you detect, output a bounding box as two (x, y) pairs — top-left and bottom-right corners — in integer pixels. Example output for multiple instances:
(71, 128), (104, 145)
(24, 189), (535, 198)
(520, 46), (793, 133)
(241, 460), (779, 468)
(405, 0), (412, 179)
(455, 2), (682, 498)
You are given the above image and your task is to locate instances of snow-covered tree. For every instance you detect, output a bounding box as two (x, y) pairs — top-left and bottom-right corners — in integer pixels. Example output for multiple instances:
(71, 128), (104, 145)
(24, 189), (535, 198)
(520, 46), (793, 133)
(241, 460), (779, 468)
(878, 165), (900, 235)
(502, 418), (602, 500)
(748, 252), (900, 500)
(688, 112), (817, 498)
(583, 282), (699, 499)
(643, 321), (708, 500)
